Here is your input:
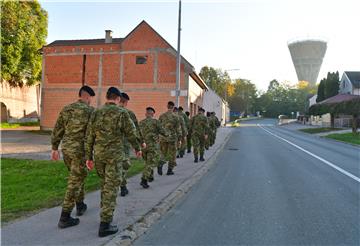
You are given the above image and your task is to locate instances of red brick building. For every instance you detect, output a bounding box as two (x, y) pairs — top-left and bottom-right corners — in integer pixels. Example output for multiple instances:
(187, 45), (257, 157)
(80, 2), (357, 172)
(40, 21), (211, 129)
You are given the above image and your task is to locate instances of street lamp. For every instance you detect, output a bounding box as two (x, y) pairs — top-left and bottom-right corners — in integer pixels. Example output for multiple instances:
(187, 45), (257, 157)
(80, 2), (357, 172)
(175, 0), (182, 107)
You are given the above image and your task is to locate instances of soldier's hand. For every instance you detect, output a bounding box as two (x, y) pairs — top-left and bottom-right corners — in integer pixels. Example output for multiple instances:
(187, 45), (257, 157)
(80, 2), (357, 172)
(51, 150), (60, 161)
(86, 160), (94, 170)
(141, 142), (147, 149)
(205, 134), (208, 140)
(135, 150), (142, 158)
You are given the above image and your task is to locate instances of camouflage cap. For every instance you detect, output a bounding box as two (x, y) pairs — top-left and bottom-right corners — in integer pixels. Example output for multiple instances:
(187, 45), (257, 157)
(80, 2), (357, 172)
(106, 87), (122, 97)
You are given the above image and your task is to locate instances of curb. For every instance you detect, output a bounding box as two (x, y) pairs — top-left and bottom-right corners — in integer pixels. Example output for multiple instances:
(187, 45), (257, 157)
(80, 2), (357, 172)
(104, 128), (233, 246)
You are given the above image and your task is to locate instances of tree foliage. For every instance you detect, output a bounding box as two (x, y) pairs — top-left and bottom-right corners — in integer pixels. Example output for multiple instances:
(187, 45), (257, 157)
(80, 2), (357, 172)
(199, 66), (232, 99)
(1, 0), (48, 87)
(316, 72), (340, 102)
(228, 79), (257, 115)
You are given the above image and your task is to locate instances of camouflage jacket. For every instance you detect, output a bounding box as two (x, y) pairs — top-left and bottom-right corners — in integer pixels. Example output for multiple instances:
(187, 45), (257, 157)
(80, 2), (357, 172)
(179, 111), (190, 131)
(208, 116), (217, 131)
(85, 102), (140, 160)
(120, 106), (142, 144)
(51, 100), (94, 156)
(190, 113), (209, 136)
(177, 113), (188, 137)
(139, 117), (167, 148)
(159, 111), (182, 142)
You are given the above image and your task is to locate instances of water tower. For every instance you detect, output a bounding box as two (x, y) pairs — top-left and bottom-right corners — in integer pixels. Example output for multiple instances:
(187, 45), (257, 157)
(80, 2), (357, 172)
(288, 39), (327, 85)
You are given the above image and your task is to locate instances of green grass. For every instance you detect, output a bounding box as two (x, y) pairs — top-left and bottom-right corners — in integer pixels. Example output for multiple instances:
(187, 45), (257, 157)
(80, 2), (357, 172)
(1, 157), (144, 223)
(0, 122), (40, 129)
(325, 132), (360, 145)
(299, 127), (342, 134)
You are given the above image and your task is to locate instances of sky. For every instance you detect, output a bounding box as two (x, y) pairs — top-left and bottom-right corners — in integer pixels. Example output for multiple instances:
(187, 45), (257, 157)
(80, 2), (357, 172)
(40, 0), (360, 91)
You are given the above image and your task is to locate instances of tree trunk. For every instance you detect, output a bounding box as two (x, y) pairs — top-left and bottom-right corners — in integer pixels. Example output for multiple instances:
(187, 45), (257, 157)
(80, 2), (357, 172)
(330, 113), (335, 128)
(352, 114), (358, 134)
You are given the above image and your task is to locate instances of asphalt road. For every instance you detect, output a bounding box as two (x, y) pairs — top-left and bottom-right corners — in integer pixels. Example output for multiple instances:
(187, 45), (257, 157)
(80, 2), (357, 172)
(134, 119), (360, 245)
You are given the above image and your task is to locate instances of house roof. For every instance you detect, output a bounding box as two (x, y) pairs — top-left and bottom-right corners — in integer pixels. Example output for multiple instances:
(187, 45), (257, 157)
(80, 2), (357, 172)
(344, 71), (360, 88)
(318, 93), (360, 105)
(46, 38), (124, 46)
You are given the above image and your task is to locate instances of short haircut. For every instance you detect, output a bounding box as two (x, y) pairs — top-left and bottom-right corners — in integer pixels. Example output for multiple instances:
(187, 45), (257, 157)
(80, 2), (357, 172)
(206, 112), (211, 117)
(185, 111), (190, 116)
(178, 106), (184, 111)
(167, 101), (175, 109)
(198, 108), (205, 113)
(173, 107), (178, 112)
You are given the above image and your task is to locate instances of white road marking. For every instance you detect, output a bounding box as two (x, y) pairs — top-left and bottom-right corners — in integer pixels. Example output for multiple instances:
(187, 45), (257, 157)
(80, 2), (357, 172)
(258, 124), (360, 183)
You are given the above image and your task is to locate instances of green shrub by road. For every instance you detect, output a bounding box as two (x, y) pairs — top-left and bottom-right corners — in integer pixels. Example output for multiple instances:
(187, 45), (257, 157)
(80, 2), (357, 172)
(1, 158), (144, 223)
(325, 132), (360, 145)
(299, 127), (342, 134)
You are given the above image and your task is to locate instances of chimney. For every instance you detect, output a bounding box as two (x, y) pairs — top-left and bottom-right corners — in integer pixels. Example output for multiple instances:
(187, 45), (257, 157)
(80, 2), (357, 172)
(105, 30), (112, 43)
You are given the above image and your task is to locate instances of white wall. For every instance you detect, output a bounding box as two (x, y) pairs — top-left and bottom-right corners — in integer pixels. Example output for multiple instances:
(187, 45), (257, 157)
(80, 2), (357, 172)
(0, 83), (40, 121)
(203, 88), (229, 125)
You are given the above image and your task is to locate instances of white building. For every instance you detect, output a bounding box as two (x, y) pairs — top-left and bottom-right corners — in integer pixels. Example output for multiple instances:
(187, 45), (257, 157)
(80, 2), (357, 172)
(339, 71), (360, 95)
(202, 88), (230, 125)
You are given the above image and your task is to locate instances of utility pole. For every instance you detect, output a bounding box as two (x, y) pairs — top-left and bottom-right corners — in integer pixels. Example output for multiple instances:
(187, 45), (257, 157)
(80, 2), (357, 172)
(175, 0), (182, 107)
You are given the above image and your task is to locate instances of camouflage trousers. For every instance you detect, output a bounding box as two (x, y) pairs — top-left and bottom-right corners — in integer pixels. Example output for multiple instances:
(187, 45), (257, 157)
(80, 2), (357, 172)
(178, 136), (187, 155)
(160, 140), (177, 169)
(192, 134), (206, 158)
(62, 153), (87, 213)
(142, 146), (160, 180)
(95, 158), (123, 223)
(120, 140), (131, 187)
(187, 133), (192, 152)
(209, 130), (216, 146)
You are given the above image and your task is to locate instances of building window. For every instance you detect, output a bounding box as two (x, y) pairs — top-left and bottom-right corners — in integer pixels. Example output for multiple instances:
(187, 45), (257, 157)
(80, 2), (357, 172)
(136, 56), (147, 64)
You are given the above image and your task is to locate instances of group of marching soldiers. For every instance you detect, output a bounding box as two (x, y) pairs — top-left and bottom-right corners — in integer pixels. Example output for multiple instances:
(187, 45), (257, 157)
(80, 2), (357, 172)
(50, 85), (220, 237)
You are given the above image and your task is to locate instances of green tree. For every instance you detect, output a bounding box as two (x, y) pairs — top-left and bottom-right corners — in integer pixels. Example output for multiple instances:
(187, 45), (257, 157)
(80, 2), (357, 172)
(228, 79), (257, 115)
(317, 78), (326, 102)
(316, 71), (340, 102)
(1, 0), (48, 87)
(199, 66), (231, 99)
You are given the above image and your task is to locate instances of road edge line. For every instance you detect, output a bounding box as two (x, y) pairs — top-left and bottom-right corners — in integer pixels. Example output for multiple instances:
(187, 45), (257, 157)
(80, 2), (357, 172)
(258, 125), (360, 183)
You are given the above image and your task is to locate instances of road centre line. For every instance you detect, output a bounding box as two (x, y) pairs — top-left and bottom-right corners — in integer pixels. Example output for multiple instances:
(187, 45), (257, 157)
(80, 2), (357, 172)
(258, 124), (360, 183)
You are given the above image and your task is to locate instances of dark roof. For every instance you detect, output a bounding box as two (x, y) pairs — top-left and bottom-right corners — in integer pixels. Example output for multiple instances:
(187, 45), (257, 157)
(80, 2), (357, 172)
(344, 71), (360, 88)
(46, 38), (124, 47)
(318, 93), (360, 105)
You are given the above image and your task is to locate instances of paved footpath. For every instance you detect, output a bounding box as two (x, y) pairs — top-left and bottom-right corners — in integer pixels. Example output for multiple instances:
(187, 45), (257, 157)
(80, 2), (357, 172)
(1, 127), (232, 246)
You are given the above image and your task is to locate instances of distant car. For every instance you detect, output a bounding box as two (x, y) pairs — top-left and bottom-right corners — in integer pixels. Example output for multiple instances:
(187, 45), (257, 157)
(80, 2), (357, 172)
(278, 115), (288, 120)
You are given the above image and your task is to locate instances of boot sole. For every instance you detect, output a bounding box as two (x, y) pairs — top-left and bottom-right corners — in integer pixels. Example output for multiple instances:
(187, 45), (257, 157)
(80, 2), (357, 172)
(98, 230), (118, 237)
(58, 220), (80, 229)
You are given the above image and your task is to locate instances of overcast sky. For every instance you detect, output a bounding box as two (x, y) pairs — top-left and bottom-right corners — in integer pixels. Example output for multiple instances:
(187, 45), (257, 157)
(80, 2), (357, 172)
(41, 0), (360, 91)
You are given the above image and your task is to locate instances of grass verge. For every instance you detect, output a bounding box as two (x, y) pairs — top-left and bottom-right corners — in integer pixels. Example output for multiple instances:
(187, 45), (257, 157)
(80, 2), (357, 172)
(0, 122), (40, 129)
(299, 127), (342, 134)
(325, 132), (360, 145)
(1, 157), (144, 223)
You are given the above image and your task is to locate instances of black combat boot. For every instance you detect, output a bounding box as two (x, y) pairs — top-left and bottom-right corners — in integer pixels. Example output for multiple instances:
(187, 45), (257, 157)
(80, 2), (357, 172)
(166, 167), (174, 175)
(194, 157), (198, 163)
(157, 164), (163, 176)
(148, 176), (154, 182)
(76, 202), (87, 216)
(98, 222), (118, 237)
(58, 210), (80, 229)
(176, 154), (180, 158)
(140, 178), (150, 189)
(179, 151), (184, 158)
(200, 156), (205, 162)
(187, 149), (191, 153)
(120, 186), (129, 197)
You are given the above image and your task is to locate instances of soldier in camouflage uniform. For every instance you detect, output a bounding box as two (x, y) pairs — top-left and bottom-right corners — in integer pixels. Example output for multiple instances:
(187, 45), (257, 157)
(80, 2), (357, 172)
(185, 111), (192, 153)
(85, 87), (142, 237)
(139, 107), (167, 188)
(118, 92), (143, 197)
(178, 106), (189, 157)
(173, 107), (187, 158)
(51, 86), (95, 229)
(204, 112), (214, 149)
(211, 112), (221, 145)
(189, 108), (209, 163)
(159, 101), (182, 175)
(208, 112), (217, 147)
